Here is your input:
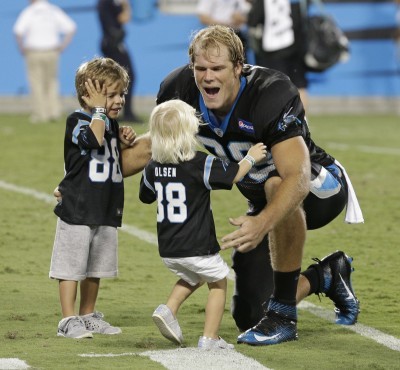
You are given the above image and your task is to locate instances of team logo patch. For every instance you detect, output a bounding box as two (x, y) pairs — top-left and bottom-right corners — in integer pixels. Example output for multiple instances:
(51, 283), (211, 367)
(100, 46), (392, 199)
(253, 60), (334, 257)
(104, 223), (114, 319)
(278, 115), (302, 132)
(278, 108), (302, 132)
(221, 159), (230, 171)
(238, 119), (254, 134)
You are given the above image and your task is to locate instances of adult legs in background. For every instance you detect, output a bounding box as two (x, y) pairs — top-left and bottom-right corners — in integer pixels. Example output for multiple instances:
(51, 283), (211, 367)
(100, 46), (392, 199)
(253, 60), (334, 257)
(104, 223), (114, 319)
(26, 50), (61, 123)
(101, 40), (141, 122)
(43, 50), (62, 121)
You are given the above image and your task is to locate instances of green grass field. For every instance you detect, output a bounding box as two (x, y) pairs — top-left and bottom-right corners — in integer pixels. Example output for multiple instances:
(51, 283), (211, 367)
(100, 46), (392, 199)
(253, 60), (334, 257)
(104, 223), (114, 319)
(0, 113), (399, 369)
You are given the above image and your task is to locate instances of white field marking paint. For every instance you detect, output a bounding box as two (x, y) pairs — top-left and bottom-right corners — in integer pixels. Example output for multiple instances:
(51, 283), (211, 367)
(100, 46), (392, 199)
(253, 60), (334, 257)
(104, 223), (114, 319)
(0, 358), (30, 369)
(1, 179), (400, 353)
(0, 180), (55, 204)
(140, 348), (270, 370)
(299, 301), (400, 351)
(80, 349), (271, 370)
(120, 224), (158, 245)
(327, 142), (400, 156)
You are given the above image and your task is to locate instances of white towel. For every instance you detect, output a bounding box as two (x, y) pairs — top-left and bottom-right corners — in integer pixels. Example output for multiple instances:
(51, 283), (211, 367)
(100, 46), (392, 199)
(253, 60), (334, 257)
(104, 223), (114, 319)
(335, 160), (364, 224)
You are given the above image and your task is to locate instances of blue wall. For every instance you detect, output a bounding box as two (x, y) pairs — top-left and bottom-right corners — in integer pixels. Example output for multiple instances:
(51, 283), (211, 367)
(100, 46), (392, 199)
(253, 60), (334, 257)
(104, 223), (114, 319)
(1, 0), (399, 97)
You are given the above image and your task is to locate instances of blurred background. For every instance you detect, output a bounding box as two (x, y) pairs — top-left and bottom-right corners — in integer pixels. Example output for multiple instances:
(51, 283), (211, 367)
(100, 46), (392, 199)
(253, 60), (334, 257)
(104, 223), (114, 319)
(1, 0), (399, 115)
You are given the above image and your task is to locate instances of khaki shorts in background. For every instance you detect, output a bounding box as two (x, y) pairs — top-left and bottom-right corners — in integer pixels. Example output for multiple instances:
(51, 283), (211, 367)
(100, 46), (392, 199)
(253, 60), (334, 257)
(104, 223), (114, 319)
(49, 218), (118, 281)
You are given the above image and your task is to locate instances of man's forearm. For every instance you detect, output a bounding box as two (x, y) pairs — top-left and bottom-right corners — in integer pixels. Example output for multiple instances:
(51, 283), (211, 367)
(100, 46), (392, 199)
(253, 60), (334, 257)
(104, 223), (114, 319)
(121, 133), (151, 177)
(259, 173), (309, 233)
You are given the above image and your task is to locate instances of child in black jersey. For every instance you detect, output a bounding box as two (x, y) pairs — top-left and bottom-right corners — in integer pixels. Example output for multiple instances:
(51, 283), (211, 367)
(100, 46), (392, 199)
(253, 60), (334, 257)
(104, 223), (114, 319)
(139, 99), (266, 349)
(49, 57), (136, 339)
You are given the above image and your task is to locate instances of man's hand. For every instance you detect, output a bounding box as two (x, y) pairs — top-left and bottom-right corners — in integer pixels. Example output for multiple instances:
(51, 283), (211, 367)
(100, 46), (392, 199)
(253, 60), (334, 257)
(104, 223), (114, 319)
(220, 215), (268, 252)
(121, 133), (152, 177)
(54, 187), (62, 203)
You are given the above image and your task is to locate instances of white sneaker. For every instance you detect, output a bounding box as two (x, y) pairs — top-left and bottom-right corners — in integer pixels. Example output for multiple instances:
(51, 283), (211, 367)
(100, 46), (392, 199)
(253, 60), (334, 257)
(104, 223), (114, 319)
(198, 336), (234, 350)
(152, 304), (183, 345)
(57, 316), (93, 339)
(81, 312), (122, 335)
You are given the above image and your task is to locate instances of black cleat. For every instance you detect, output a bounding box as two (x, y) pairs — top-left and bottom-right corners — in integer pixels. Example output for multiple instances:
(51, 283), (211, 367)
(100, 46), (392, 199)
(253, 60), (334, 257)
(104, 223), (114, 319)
(308, 250), (360, 325)
(237, 299), (298, 346)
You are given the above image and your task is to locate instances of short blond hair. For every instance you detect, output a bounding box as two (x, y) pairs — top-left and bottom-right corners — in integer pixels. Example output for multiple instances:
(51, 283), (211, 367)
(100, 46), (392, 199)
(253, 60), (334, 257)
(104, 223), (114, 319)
(150, 100), (200, 164)
(188, 25), (245, 68)
(75, 57), (129, 109)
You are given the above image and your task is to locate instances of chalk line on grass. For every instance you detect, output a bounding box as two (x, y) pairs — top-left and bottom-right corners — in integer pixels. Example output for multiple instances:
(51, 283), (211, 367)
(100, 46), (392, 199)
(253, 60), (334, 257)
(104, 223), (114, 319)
(299, 301), (400, 351)
(327, 142), (400, 156)
(140, 348), (270, 370)
(80, 349), (271, 370)
(0, 359), (30, 369)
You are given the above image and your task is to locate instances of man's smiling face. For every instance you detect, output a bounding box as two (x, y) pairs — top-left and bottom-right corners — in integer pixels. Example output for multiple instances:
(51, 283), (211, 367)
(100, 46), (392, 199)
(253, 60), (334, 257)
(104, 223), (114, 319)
(193, 43), (242, 117)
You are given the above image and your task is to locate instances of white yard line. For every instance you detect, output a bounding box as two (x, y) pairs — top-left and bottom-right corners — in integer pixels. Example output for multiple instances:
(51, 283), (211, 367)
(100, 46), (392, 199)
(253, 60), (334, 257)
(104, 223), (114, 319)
(298, 302), (400, 351)
(327, 143), (400, 156)
(80, 349), (271, 370)
(1, 172), (400, 369)
(0, 358), (30, 369)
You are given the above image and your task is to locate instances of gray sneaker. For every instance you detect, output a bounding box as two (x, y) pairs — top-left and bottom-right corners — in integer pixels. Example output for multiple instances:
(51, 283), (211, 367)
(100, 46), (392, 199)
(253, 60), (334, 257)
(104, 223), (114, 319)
(57, 316), (93, 339)
(152, 304), (183, 345)
(81, 312), (122, 335)
(198, 336), (234, 350)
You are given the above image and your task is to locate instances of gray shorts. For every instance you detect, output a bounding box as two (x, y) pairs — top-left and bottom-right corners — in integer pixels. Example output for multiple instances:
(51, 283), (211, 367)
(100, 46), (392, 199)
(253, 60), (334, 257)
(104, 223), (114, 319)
(162, 254), (230, 286)
(49, 218), (118, 281)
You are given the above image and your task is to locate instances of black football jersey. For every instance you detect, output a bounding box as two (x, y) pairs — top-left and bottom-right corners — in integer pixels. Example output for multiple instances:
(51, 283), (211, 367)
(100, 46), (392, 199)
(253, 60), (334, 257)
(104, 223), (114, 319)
(139, 152), (239, 258)
(54, 110), (124, 227)
(156, 64), (335, 205)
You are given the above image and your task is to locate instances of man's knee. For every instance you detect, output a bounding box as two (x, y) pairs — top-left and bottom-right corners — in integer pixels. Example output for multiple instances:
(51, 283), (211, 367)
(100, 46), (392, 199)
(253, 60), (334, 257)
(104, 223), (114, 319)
(231, 294), (266, 332)
(265, 176), (281, 200)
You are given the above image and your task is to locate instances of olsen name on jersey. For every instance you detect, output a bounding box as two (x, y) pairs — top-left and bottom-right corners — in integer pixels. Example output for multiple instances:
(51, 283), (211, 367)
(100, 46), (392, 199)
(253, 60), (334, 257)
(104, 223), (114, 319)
(155, 167), (177, 178)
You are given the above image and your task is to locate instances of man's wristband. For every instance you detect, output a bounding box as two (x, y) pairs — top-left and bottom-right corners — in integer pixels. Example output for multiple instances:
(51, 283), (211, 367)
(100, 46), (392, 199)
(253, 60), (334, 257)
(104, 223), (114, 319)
(91, 107), (107, 114)
(243, 154), (256, 167)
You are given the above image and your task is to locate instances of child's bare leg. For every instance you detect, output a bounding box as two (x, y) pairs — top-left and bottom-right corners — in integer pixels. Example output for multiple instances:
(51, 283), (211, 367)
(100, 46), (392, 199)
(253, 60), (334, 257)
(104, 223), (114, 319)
(59, 280), (78, 317)
(79, 277), (100, 315)
(203, 278), (227, 339)
(166, 279), (199, 316)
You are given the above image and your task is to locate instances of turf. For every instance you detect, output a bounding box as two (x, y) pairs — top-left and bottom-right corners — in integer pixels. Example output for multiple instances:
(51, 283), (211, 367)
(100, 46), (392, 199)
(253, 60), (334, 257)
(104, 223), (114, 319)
(0, 113), (399, 369)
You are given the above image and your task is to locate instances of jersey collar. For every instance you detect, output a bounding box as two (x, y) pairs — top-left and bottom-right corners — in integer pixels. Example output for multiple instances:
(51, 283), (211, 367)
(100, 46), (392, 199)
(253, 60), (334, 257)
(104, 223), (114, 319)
(199, 76), (246, 137)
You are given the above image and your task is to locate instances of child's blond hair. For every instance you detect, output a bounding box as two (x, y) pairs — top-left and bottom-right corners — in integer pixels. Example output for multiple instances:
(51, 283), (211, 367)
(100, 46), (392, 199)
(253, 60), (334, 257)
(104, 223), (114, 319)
(150, 100), (201, 164)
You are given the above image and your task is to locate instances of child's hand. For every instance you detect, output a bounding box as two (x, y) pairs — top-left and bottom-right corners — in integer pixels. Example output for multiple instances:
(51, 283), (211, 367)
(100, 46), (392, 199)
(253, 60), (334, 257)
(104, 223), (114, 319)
(247, 143), (267, 164)
(53, 186), (62, 203)
(119, 126), (136, 147)
(81, 79), (107, 110)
